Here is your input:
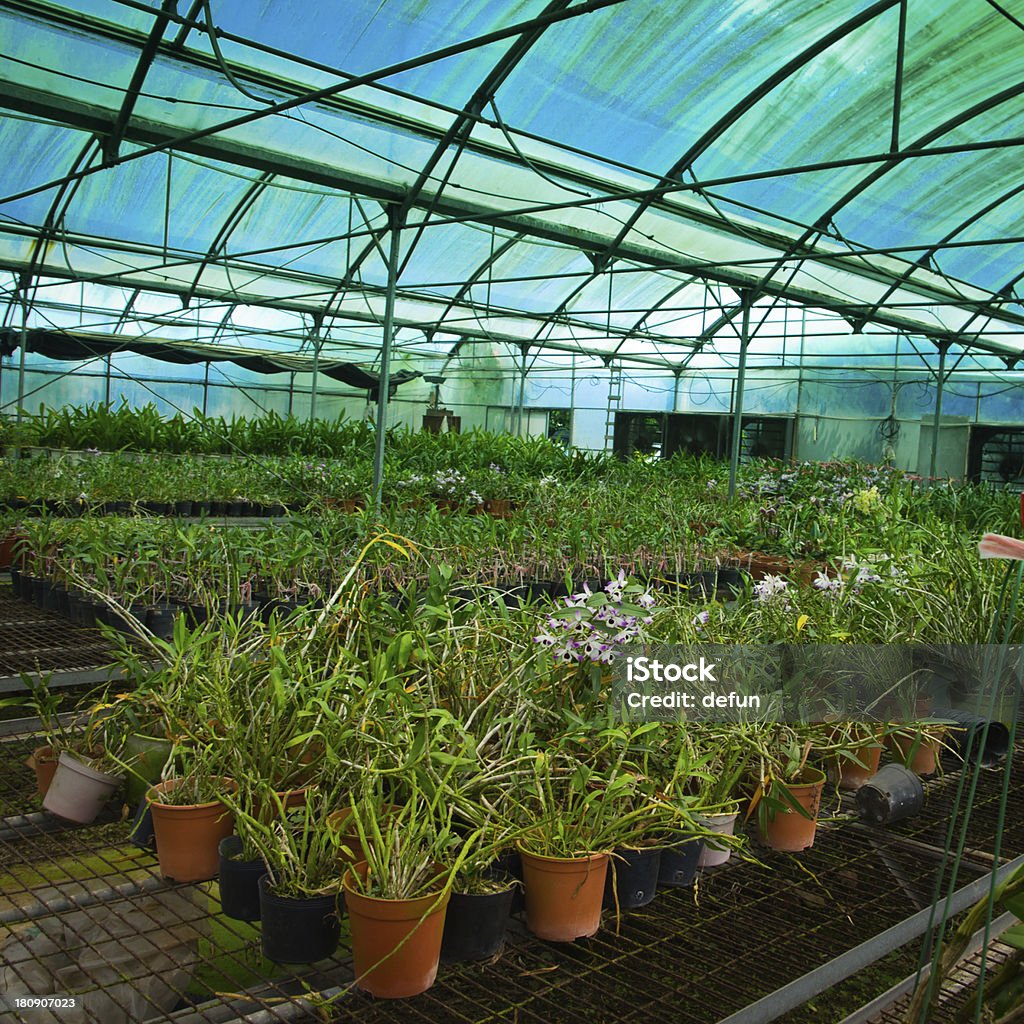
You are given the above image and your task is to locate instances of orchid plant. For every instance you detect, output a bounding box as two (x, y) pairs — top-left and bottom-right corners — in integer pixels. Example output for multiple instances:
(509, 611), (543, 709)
(534, 571), (656, 667)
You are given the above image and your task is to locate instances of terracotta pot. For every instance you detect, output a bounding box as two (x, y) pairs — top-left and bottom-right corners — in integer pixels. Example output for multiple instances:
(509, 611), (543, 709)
(326, 804), (400, 869)
(0, 530), (25, 570)
(253, 785), (311, 823)
(26, 744), (59, 797)
(147, 778), (237, 883)
(343, 862), (450, 998)
(42, 751), (124, 824)
(697, 811), (739, 867)
(744, 553), (792, 580)
(759, 768), (826, 852)
(518, 847), (609, 942)
(888, 730), (942, 776)
(833, 742), (884, 792)
(485, 498), (512, 518)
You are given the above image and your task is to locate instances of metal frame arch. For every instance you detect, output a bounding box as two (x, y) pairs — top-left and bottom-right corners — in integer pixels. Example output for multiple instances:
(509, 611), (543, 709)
(394, 0), (575, 271)
(852, 179), (1024, 330)
(184, 170), (276, 307)
(102, 0), (180, 162)
(523, 0), (903, 346)
(3, 136), (105, 331)
(655, 80), (1024, 360)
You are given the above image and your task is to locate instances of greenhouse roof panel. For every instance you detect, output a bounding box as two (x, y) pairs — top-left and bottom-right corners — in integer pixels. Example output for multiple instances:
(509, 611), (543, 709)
(1, 0), (1024, 367)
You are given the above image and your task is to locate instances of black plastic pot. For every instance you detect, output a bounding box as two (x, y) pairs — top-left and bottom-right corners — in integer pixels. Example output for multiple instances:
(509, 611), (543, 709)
(715, 567), (744, 600)
(258, 875), (340, 963)
(260, 598), (300, 621)
(604, 847), (661, 910)
(441, 885), (516, 962)
(43, 583), (64, 614)
(500, 580), (553, 606)
(128, 799), (156, 852)
(693, 570), (717, 600)
(494, 849), (525, 915)
(934, 708), (1010, 768)
(857, 764), (925, 825)
(657, 836), (705, 888)
(218, 836), (265, 922)
(184, 602), (209, 627)
(30, 577), (49, 607)
(146, 603), (180, 641)
(64, 592), (86, 625)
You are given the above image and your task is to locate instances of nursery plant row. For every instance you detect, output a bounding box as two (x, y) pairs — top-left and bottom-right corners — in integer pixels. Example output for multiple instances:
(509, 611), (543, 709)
(6, 427), (1021, 1001)
(13, 567), (961, 1000)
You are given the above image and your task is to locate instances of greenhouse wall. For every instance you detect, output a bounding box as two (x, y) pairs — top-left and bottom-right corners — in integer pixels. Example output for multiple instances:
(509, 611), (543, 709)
(4, 344), (1024, 471)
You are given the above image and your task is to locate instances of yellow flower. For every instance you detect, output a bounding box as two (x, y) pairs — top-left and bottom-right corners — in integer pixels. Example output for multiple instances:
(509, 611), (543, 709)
(853, 486), (880, 513)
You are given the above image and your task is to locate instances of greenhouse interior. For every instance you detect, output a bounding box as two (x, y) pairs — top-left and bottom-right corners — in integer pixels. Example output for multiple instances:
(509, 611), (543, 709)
(3, 1), (1024, 1022)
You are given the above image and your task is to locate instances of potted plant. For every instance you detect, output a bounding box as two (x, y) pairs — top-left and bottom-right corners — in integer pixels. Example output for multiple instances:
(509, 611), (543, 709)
(217, 832), (266, 924)
(43, 747), (125, 825)
(513, 732), (661, 942)
(746, 724), (827, 853)
(6, 674), (78, 798)
(691, 727), (751, 868)
(341, 788), (459, 998)
(824, 720), (887, 792)
(223, 790), (345, 962)
(440, 825), (519, 964)
(4, 679), (123, 821)
(147, 746), (237, 883)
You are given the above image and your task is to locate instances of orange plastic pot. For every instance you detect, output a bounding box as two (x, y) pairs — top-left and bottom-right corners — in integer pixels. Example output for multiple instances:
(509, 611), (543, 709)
(147, 778), (236, 883)
(326, 808), (365, 868)
(253, 784), (310, 823)
(26, 744), (59, 797)
(833, 743), (883, 792)
(326, 804), (400, 869)
(343, 862), (450, 999)
(0, 530), (25, 571)
(759, 769), (826, 853)
(518, 847), (609, 942)
(888, 730), (942, 776)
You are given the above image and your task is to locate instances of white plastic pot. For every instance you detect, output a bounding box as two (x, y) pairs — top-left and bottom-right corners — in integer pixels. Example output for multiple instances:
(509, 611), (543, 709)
(43, 751), (124, 824)
(697, 810), (739, 868)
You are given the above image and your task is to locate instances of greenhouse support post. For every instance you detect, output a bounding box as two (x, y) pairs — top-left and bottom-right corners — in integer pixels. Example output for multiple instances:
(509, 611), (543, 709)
(372, 211), (403, 513)
(15, 299), (28, 427)
(929, 340), (949, 482)
(309, 315), (322, 423)
(515, 344), (528, 437)
(727, 293), (752, 499)
(569, 353), (576, 446)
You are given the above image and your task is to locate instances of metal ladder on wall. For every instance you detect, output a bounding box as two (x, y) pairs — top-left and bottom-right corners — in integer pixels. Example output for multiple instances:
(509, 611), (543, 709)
(603, 362), (622, 452)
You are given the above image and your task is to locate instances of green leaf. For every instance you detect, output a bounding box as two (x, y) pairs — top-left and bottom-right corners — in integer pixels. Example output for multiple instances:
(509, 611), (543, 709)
(1002, 891), (1024, 920)
(1001, 923), (1024, 950)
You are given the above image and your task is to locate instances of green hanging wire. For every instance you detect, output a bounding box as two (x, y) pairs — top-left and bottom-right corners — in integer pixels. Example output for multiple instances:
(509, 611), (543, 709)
(909, 557), (1023, 1023)
(968, 559), (1023, 1024)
